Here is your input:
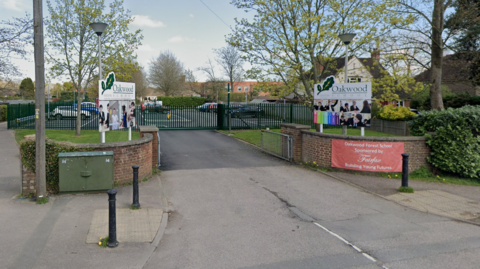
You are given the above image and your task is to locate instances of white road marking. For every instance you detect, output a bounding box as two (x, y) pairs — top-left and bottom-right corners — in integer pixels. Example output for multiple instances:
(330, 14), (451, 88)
(313, 222), (387, 267)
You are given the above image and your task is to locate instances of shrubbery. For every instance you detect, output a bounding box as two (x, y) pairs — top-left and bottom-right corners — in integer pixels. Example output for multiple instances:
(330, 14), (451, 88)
(377, 104), (417, 121)
(156, 96), (206, 106)
(0, 105), (6, 121)
(20, 139), (90, 194)
(410, 106), (480, 179)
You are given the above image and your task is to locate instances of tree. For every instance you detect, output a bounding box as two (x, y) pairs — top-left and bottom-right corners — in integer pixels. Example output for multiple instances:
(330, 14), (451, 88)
(214, 45), (245, 94)
(149, 51), (185, 97)
(130, 69), (148, 101)
(0, 14), (33, 78)
(394, 0), (456, 110)
(184, 69), (203, 97)
(198, 59), (225, 102)
(228, 0), (411, 105)
(46, 0), (143, 136)
(19, 78), (35, 99)
(446, 0), (480, 86)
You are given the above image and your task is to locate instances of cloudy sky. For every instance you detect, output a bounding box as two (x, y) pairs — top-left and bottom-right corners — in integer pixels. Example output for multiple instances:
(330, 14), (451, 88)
(0, 0), (253, 83)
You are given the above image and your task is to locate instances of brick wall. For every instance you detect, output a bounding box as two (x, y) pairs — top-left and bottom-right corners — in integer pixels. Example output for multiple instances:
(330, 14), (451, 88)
(281, 124), (431, 173)
(22, 133), (153, 195)
(21, 166), (36, 195)
(139, 126), (159, 168)
(280, 123), (310, 162)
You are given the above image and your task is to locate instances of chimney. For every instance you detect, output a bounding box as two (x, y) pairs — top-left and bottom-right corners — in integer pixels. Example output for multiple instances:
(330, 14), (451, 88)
(371, 49), (380, 61)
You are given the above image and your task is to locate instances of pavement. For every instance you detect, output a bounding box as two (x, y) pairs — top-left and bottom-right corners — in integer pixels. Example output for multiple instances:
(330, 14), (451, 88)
(0, 122), (168, 269)
(2, 123), (480, 268)
(327, 171), (480, 224)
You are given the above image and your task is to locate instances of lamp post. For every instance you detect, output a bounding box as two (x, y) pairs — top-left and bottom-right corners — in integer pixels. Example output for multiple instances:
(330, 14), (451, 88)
(89, 22), (108, 143)
(338, 33), (356, 83)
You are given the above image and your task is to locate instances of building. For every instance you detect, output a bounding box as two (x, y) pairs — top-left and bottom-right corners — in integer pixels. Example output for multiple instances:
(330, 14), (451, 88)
(415, 53), (479, 96)
(315, 50), (411, 107)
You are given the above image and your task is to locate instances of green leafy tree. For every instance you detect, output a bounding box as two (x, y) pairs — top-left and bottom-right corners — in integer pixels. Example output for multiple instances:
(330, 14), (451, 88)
(19, 78), (35, 99)
(446, 0), (480, 86)
(46, 0), (143, 136)
(228, 0), (412, 105)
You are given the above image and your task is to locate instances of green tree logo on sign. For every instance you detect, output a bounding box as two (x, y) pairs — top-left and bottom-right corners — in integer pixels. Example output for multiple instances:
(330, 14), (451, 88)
(101, 72), (116, 95)
(317, 76), (335, 95)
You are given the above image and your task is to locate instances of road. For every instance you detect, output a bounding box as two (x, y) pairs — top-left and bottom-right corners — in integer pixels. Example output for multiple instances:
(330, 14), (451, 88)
(147, 130), (480, 269)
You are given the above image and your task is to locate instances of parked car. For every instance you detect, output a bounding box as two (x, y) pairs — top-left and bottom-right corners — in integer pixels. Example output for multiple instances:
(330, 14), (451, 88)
(142, 102), (170, 114)
(197, 102), (217, 112)
(229, 106), (265, 118)
(52, 106), (91, 120)
(73, 102), (98, 114)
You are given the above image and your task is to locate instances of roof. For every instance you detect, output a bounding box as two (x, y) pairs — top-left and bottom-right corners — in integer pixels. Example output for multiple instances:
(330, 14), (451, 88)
(316, 56), (387, 81)
(415, 53), (476, 95)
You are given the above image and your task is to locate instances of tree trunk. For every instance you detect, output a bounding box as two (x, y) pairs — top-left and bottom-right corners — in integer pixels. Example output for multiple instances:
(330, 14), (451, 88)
(430, 0), (445, 110)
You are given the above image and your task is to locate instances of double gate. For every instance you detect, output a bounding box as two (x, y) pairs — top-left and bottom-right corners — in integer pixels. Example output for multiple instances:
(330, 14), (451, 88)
(7, 103), (314, 131)
(138, 103), (313, 131)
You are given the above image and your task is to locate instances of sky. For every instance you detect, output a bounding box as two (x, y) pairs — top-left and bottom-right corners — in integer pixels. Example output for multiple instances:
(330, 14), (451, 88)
(0, 0), (253, 83)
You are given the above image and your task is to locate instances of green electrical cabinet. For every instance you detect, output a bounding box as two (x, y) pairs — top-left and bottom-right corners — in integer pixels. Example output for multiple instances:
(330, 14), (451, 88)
(58, 151), (114, 192)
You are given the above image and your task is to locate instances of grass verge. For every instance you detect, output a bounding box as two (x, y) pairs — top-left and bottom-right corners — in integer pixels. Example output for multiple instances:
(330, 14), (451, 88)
(15, 129), (140, 144)
(219, 128), (397, 148)
(381, 166), (480, 187)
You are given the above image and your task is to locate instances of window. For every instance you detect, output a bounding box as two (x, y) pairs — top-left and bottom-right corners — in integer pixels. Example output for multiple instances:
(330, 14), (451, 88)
(348, 77), (362, 83)
(245, 86), (249, 92)
(238, 86), (242, 92)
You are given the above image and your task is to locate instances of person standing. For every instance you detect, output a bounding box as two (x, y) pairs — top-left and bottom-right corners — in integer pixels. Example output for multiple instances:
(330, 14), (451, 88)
(122, 105), (127, 128)
(128, 102), (136, 127)
(98, 104), (105, 131)
(360, 100), (371, 113)
(350, 100), (360, 111)
(105, 103), (110, 129)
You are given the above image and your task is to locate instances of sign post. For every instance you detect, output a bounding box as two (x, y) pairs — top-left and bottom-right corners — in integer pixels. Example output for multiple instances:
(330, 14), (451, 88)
(98, 72), (136, 143)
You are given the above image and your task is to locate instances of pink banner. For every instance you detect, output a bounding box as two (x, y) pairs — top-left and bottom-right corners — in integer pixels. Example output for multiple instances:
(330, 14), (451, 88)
(331, 140), (404, 172)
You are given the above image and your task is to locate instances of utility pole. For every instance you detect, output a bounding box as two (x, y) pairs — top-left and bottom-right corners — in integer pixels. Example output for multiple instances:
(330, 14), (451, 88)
(33, 0), (46, 199)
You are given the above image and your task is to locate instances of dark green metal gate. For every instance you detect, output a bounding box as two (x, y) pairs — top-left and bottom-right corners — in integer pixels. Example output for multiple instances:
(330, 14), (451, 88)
(7, 103), (314, 131)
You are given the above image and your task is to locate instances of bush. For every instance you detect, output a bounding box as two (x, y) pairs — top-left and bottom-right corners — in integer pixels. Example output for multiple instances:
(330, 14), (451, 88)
(156, 96), (206, 106)
(410, 106), (480, 179)
(20, 139), (91, 194)
(0, 105), (6, 121)
(377, 104), (417, 121)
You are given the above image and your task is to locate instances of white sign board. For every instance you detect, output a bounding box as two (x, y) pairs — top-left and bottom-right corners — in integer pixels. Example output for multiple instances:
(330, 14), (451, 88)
(98, 72), (136, 101)
(314, 76), (371, 100)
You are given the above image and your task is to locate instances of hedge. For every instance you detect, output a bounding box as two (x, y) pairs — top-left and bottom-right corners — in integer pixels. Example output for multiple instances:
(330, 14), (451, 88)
(156, 96), (206, 106)
(410, 106), (480, 179)
(0, 105), (6, 121)
(20, 139), (91, 194)
(377, 104), (417, 121)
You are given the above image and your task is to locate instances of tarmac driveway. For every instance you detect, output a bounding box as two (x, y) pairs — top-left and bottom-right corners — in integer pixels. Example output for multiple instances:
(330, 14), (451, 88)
(147, 130), (480, 269)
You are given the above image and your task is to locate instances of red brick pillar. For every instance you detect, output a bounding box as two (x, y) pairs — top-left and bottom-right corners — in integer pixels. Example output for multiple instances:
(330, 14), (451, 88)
(139, 126), (159, 168)
(280, 123), (310, 162)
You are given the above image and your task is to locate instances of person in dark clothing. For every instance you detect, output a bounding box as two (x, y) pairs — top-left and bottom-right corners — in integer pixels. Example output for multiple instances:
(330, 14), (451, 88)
(347, 113), (364, 127)
(340, 102), (349, 112)
(350, 100), (360, 111)
(360, 100), (371, 113)
(98, 104), (105, 131)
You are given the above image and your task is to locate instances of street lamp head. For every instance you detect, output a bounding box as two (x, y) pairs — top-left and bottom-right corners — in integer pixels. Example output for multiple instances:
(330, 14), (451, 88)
(338, 33), (356, 45)
(89, 22), (108, 36)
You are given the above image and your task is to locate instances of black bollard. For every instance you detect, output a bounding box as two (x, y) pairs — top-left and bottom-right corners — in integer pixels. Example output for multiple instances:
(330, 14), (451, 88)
(132, 165), (140, 209)
(107, 189), (119, 248)
(401, 153), (409, 187)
